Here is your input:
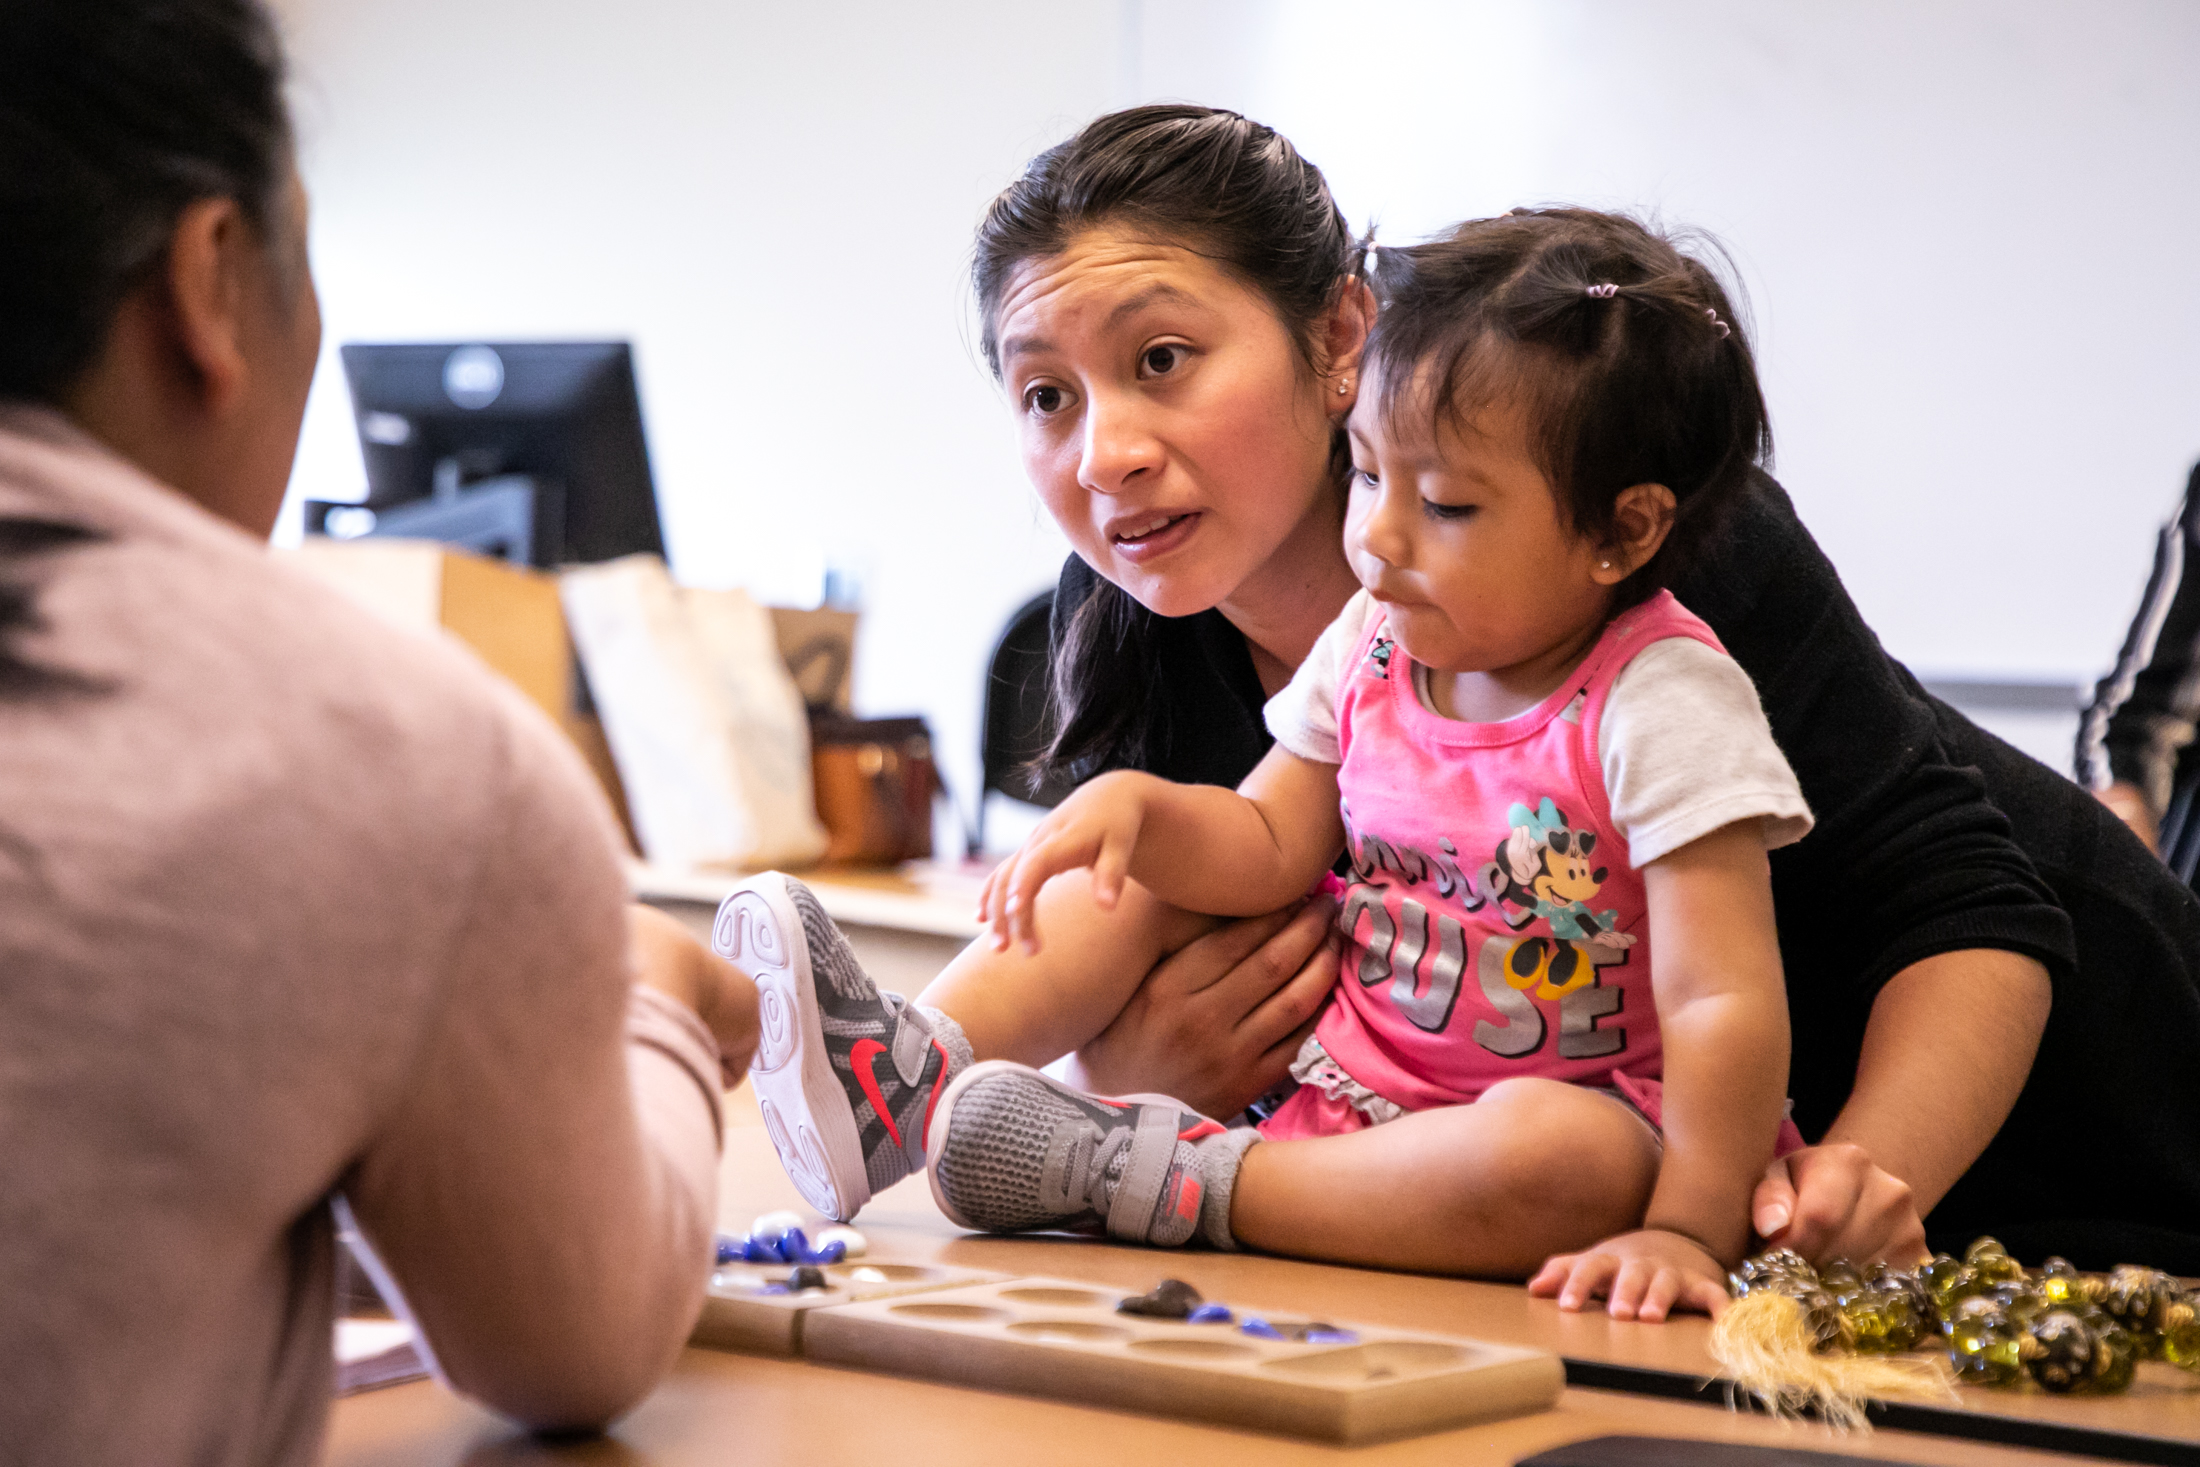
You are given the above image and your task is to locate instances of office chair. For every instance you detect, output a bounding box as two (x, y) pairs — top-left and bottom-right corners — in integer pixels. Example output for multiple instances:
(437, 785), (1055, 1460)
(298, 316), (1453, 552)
(969, 591), (1076, 857)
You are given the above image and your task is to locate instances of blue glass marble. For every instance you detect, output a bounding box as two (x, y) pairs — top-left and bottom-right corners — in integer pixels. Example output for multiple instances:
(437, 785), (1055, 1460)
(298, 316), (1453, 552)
(1240, 1316), (1286, 1341)
(1301, 1328), (1359, 1345)
(723, 1226), (847, 1267)
(1187, 1303), (1234, 1325)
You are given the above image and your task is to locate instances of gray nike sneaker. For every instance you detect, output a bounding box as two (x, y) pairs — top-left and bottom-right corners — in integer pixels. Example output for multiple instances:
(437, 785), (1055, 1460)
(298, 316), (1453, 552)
(927, 1061), (1229, 1246)
(714, 872), (968, 1222)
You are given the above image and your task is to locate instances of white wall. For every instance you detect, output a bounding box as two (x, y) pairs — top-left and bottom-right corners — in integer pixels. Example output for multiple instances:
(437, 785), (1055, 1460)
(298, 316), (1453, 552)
(273, 0), (1119, 846)
(277, 1), (2200, 830)
(1135, 0), (2200, 691)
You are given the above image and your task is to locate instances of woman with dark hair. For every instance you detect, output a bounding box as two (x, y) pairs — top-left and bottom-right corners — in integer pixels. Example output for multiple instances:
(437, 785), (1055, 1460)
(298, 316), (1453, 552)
(745, 103), (2200, 1286)
(0, 2), (759, 1458)
(973, 105), (2200, 1275)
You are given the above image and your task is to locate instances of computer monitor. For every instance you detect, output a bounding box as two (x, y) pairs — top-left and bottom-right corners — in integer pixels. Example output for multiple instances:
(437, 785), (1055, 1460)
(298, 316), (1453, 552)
(305, 341), (665, 567)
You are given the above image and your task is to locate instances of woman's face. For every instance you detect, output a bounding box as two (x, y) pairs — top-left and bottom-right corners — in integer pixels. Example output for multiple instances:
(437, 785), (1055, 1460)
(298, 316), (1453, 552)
(994, 227), (1345, 619)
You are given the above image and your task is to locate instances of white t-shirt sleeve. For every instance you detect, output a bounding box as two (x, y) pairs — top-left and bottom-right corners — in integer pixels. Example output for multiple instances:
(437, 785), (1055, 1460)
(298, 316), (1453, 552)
(1598, 637), (1814, 866)
(1263, 589), (1382, 766)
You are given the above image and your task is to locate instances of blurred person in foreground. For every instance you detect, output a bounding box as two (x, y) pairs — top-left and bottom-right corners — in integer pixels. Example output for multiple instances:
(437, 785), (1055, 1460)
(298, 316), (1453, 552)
(0, 2), (759, 1460)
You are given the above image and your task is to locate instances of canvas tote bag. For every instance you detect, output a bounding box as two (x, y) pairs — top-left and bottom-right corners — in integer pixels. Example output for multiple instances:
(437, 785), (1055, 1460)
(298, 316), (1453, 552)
(561, 555), (828, 870)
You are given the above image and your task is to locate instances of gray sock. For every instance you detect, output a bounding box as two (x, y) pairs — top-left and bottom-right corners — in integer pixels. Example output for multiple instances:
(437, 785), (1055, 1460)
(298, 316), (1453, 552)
(1193, 1126), (1263, 1251)
(916, 1004), (975, 1074)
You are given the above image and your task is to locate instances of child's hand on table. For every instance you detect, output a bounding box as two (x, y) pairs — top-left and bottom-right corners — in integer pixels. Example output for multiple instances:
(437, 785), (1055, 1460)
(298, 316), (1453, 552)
(1527, 1228), (1732, 1322)
(978, 770), (1158, 953)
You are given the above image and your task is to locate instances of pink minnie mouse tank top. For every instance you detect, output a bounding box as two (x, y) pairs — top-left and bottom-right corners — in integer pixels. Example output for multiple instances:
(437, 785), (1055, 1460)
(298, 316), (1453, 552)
(1312, 589), (1725, 1112)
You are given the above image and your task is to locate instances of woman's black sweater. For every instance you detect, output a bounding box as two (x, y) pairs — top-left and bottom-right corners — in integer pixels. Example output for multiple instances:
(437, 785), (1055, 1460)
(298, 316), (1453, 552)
(1052, 471), (2200, 1270)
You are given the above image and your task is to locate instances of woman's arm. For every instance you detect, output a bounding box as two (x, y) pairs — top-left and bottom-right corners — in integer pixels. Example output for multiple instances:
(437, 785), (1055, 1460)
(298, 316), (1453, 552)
(1673, 474), (2077, 1259)
(1530, 821), (1789, 1321)
(982, 748), (1345, 949)
(1752, 946), (2050, 1265)
(345, 719), (733, 1431)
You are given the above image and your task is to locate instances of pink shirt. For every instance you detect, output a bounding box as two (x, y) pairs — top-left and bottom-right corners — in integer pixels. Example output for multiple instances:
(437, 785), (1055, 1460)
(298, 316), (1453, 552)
(1304, 592), (1793, 1111)
(0, 409), (724, 1464)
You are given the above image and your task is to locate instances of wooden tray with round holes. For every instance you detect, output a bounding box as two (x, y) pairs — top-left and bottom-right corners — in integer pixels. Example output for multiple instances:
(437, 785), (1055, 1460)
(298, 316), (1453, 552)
(691, 1258), (1010, 1356)
(799, 1275), (1565, 1444)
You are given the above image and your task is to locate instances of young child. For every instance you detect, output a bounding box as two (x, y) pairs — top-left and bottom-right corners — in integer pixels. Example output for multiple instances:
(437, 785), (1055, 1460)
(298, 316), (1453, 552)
(724, 209), (1811, 1319)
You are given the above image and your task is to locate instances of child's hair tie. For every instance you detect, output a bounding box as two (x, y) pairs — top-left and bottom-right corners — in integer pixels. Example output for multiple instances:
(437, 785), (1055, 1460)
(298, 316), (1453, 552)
(1705, 307), (1732, 339)
(1585, 283), (1619, 299)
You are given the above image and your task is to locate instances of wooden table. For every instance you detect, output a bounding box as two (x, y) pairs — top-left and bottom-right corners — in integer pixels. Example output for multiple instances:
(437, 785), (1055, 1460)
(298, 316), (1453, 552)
(328, 1359), (2114, 1467)
(325, 1114), (2200, 1466)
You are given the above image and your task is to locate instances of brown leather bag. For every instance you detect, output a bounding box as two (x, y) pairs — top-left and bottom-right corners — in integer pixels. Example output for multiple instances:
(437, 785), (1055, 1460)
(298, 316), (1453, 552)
(808, 712), (941, 865)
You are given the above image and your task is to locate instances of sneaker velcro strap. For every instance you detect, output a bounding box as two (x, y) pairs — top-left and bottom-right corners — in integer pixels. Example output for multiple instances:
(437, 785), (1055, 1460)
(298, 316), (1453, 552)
(1104, 1106), (1180, 1242)
(888, 1007), (931, 1085)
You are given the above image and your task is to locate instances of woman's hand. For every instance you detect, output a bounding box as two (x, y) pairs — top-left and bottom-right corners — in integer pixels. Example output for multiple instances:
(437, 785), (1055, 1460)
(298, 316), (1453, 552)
(1065, 895), (1340, 1118)
(1749, 949), (2047, 1271)
(1527, 1229), (1732, 1322)
(1750, 1144), (1929, 1268)
(629, 903), (760, 1085)
(979, 771), (1157, 952)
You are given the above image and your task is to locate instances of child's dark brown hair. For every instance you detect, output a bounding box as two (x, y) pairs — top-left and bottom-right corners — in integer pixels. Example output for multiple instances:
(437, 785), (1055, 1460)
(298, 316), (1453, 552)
(1364, 209), (1772, 606)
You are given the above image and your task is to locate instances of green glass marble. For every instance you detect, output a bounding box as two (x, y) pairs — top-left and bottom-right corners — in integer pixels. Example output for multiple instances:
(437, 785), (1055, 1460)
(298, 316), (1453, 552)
(1730, 1239), (2166, 1397)
(1843, 1284), (1929, 1353)
(2038, 1258), (2084, 1310)
(2101, 1265), (2181, 1336)
(1929, 1264), (1987, 1316)
(1800, 1289), (1852, 1352)
(2159, 1307), (2200, 1372)
(1992, 1283), (2048, 1328)
(1729, 1248), (1818, 1300)
(1946, 1314), (2022, 1386)
(2083, 1325), (2138, 1395)
(2021, 1311), (2096, 1394)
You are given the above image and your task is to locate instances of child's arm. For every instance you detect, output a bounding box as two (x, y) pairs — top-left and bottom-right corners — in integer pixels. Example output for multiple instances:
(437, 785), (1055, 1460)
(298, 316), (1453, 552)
(1528, 819), (1792, 1321)
(979, 746), (1344, 952)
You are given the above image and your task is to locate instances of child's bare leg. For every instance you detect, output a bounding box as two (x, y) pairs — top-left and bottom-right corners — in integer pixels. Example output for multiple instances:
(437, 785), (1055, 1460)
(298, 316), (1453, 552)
(917, 870), (1217, 1068)
(1230, 1079), (1660, 1275)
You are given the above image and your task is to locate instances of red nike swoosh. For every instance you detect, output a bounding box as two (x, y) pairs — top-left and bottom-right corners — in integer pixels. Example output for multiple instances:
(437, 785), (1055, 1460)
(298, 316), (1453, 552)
(850, 1038), (902, 1148)
(918, 1040), (951, 1150)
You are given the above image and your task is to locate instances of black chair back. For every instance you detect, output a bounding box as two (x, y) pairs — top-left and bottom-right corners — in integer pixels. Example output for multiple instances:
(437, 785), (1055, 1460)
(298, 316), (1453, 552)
(971, 591), (1076, 855)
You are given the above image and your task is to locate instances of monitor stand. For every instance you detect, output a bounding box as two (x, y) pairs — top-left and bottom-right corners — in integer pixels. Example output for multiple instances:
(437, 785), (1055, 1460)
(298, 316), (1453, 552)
(303, 474), (565, 567)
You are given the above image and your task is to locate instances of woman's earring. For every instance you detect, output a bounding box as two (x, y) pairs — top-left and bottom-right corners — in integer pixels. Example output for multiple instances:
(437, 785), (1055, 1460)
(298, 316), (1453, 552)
(1337, 377), (1351, 396)
(1599, 560), (1613, 570)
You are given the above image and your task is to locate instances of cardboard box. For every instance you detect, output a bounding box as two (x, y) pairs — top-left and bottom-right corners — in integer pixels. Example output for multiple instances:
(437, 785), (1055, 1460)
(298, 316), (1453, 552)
(281, 539), (637, 851)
